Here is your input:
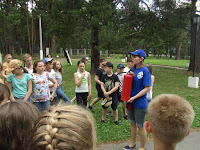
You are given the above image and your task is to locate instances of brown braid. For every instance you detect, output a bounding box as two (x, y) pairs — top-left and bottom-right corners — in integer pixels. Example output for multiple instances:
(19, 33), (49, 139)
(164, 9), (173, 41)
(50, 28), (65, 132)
(31, 104), (96, 150)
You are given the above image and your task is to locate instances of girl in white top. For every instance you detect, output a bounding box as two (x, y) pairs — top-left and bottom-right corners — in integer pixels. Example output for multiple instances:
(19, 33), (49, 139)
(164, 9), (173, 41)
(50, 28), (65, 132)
(123, 57), (134, 73)
(145, 64), (155, 102)
(74, 60), (92, 107)
(22, 53), (33, 74)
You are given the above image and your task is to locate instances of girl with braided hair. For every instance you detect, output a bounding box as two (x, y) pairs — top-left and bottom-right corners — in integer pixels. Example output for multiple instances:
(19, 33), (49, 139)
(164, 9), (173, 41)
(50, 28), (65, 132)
(31, 104), (96, 150)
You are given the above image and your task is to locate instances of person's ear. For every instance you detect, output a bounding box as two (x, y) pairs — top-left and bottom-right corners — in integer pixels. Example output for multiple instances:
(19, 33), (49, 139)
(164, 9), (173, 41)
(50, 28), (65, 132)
(186, 129), (191, 136)
(145, 121), (152, 133)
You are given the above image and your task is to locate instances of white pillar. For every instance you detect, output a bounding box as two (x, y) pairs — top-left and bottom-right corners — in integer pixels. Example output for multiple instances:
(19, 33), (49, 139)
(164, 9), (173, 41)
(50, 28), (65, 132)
(70, 49), (73, 56)
(84, 48), (86, 56)
(0, 53), (2, 64)
(46, 47), (49, 56)
(106, 50), (108, 57)
(188, 76), (199, 88)
(40, 50), (43, 60)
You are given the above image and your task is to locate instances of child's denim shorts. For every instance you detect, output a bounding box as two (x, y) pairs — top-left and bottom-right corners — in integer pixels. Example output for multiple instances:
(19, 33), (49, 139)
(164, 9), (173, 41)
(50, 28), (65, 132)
(127, 107), (147, 127)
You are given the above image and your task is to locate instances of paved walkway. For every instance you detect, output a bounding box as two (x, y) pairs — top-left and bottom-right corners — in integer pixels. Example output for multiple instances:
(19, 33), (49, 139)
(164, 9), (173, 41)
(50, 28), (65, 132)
(96, 130), (200, 150)
(151, 64), (188, 70)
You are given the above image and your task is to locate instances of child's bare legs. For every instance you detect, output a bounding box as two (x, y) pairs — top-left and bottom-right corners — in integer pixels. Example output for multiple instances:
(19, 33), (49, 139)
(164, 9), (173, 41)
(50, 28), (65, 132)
(71, 96), (76, 103)
(130, 123), (137, 147)
(112, 109), (118, 121)
(89, 97), (101, 107)
(102, 108), (108, 121)
(122, 102), (127, 117)
(138, 126), (147, 150)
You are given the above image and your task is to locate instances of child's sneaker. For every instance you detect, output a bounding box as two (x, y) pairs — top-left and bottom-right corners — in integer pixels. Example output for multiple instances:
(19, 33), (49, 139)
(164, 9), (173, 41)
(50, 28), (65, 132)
(123, 145), (137, 150)
(123, 115), (128, 120)
(114, 121), (119, 125)
(100, 120), (105, 123)
(88, 105), (93, 111)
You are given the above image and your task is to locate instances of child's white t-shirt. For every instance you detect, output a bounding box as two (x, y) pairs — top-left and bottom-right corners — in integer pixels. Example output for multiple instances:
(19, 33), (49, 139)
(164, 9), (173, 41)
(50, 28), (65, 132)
(45, 69), (55, 92)
(75, 71), (89, 93)
(123, 67), (130, 73)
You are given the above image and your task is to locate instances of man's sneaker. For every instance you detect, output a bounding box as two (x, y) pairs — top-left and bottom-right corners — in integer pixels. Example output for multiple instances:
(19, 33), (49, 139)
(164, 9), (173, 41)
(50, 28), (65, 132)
(88, 105), (93, 111)
(114, 121), (119, 125)
(123, 145), (137, 150)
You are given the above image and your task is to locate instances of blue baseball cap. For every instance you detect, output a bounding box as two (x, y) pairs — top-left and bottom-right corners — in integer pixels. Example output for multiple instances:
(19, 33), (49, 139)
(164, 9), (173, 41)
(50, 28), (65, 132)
(129, 49), (146, 59)
(43, 58), (54, 64)
(117, 64), (125, 68)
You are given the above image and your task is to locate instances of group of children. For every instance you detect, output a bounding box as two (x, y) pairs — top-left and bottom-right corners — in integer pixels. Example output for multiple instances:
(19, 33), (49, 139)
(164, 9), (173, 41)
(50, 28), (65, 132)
(0, 51), (196, 150)
(0, 54), (69, 112)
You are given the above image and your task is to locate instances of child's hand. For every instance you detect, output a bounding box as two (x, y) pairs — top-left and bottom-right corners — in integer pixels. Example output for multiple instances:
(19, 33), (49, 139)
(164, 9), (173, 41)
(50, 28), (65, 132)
(87, 95), (92, 102)
(127, 96), (135, 103)
(104, 92), (110, 97)
(128, 71), (135, 76)
(106, 97), (110, 101)
(31, 98), (34, 103)
(81, 72), (85, 77)
(50, 95), (53, 101)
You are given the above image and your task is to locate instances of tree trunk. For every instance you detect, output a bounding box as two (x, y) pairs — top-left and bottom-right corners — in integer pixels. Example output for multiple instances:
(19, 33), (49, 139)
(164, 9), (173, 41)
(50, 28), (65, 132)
(175, 42), (182, 60)
(51, 34), (56, 55)
(91, 25), (100, 73)
(3, 23), (8, 55)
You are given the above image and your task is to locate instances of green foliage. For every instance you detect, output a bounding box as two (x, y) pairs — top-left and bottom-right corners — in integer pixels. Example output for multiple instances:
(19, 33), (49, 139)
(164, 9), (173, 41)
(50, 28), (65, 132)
(0, 0), (193, 60)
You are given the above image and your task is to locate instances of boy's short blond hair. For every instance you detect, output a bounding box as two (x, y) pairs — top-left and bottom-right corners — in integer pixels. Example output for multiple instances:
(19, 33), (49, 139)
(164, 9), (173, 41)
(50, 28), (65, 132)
(147, 94), (195, 144)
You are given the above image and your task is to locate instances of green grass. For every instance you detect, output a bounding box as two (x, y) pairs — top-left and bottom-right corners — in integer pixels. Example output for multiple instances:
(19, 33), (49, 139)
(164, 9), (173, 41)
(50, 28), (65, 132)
(12, 55), (199, 144)
(105, 56), (189, 68)
(60, 59), (200, 144)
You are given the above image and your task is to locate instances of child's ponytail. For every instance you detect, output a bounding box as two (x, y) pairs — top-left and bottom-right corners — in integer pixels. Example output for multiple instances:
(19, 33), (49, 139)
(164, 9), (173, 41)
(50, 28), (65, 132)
(22, 66), (28, 73)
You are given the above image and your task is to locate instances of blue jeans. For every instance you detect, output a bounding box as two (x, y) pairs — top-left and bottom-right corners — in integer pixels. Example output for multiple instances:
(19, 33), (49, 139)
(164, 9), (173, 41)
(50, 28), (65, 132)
(34, 100), (50, 112)
(14, 97), (31, 103)
(56, 85), (70, 102)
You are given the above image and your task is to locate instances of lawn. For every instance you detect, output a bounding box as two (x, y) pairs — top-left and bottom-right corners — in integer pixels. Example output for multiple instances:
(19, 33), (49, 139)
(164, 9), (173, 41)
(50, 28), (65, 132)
(59, 58), (200, 144)
(104, 55), (189, 68)
(11, 55), (199, 144)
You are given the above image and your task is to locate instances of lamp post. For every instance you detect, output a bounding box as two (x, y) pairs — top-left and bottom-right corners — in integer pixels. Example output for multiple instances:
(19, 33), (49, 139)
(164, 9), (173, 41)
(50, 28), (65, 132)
(188, 14), (200, 88)
(192, 14), (200, 77)
(39, 15), (43, 60)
